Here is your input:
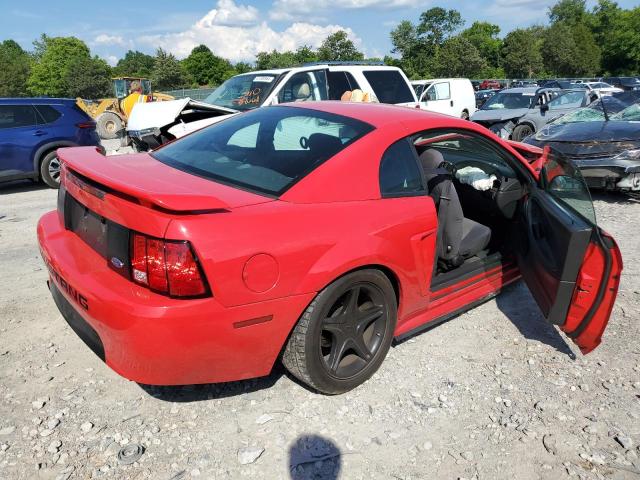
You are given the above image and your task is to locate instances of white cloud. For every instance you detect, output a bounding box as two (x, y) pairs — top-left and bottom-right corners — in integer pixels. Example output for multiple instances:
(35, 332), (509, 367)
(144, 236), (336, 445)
(105, 55), (119, 67)
(94, 34), (127, 47)
(270, 0), (428, 21)
(138, 0), (362, 62)
(196, 0), (259, 27)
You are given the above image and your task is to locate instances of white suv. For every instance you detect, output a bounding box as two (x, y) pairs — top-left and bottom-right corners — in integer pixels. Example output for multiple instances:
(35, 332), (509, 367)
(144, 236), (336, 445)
(128, 63), (418, 150)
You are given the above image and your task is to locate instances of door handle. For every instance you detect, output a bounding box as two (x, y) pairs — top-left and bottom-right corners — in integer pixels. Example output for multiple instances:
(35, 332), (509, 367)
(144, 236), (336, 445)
(33, 130), (47, 136)
(450, 100), (454, 107)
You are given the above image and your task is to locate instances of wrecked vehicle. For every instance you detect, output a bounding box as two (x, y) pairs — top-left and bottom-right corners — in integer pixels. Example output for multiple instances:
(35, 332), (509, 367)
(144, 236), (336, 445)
(510, 89), (598, 141)
(525, 92), (640, 194)
(471, 87), (560, 139)
(127, 64), (418, 150)
(475, 88), (499, 109)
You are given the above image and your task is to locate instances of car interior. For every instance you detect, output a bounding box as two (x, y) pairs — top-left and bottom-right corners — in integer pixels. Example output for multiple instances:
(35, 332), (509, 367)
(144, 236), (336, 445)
(411, 131), (527, 289)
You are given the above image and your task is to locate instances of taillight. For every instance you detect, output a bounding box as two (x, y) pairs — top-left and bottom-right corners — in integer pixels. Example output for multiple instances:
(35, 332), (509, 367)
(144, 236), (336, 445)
(76, 121), (96, 129)
(130, 232), (209, 297)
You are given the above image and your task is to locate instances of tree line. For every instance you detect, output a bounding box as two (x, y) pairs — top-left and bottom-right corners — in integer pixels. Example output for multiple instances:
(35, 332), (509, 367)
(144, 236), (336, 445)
(0, 0), (638, 100)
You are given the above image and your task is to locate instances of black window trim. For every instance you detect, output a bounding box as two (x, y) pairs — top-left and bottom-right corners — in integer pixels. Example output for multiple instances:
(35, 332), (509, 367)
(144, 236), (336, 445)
(379, 137), (427, 199)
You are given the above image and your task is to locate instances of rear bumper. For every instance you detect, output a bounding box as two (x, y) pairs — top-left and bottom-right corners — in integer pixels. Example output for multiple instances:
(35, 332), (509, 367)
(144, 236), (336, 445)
(37, 211), (315, 385)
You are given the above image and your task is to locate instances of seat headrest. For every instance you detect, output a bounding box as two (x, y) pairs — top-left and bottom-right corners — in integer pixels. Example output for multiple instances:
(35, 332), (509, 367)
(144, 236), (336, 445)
(293, 82), (311, 99)
(419, 149), (445, 181)
(308, 133), (343, 158)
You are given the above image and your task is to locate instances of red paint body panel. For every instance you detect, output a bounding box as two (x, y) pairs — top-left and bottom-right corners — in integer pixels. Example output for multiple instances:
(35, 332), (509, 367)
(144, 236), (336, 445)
(37, 102), (620, 385)
(38, 211), (314, 384)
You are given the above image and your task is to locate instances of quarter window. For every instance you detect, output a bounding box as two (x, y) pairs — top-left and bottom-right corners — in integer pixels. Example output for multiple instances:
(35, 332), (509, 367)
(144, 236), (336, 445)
(362, 70), (415, 104)
(379, 139), (424, 196)
(36, 105), (62, 124)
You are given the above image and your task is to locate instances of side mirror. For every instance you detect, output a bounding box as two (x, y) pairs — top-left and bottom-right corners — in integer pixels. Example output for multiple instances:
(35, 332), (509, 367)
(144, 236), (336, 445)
(540, 103), (549, 113)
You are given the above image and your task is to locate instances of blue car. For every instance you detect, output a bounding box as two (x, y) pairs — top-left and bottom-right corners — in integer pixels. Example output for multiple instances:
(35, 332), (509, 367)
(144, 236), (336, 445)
(0, 98), (102, 188)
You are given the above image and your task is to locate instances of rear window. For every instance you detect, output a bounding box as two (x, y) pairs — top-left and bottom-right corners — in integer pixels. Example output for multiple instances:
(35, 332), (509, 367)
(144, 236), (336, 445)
(35, 105), (62, 124)
(152, 106), (374, 196)
(362, 70), (415, 104)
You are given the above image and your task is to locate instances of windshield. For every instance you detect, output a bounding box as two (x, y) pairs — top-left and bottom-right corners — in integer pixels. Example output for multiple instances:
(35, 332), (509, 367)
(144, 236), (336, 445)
(203, 73), (282, 111)
(481, 92), (535, 110)
(552, 92), (640, 125)
(152, 106), (374, 196)
(547, 91), (585, 109)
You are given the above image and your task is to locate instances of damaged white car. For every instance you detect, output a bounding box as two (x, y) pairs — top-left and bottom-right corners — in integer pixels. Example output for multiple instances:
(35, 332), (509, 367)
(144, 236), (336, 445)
(127, 63), (418, 150)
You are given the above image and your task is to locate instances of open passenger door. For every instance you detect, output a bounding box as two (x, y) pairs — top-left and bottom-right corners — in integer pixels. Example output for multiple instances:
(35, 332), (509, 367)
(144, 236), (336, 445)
(514, 148), (623, 353)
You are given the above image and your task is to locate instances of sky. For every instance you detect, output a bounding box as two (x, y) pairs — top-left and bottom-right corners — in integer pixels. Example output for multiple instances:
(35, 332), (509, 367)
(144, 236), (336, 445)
(2, 0), (638, 66)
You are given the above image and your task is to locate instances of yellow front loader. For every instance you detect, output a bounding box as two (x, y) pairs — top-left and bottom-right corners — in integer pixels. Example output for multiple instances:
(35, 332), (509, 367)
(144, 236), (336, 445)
(76, 77), (174, 139)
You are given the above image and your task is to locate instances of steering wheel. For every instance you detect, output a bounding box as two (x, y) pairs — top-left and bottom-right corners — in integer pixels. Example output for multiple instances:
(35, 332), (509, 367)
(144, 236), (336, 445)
(299, 136), (309, 149)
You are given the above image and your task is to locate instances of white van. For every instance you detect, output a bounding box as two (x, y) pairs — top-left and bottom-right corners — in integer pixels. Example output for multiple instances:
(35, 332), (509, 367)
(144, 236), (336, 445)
(412, 78), (476, 119)
(128, 63), (418, 150)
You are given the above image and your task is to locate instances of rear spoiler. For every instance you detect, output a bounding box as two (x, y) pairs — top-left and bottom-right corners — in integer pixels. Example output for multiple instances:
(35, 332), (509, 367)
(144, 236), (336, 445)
(58, 147), (230, 213)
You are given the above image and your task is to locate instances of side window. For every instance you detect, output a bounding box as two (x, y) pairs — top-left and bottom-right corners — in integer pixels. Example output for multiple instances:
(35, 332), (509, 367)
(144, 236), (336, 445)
(278, 71), (326, 104)
(434, 82), (451, 100)
(379, 139), (424, 197)
(413, 129), (518, 183)
(227, 122), (259, 148)
(426, 82), (450, 101)
(327, 71), (356, 100)
(543, 152), (596, 224)
(362, 70), (415, 104)
(0, 105), (38, 129)
(35, 105), (62, 124)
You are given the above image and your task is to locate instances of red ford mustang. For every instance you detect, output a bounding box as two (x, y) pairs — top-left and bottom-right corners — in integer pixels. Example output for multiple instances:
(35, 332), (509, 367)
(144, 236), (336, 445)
(38, 102), (622, 394)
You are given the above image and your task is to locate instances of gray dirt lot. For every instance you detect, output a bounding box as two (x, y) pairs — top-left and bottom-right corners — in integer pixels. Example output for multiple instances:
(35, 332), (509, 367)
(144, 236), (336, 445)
(0, 166), (639, 479)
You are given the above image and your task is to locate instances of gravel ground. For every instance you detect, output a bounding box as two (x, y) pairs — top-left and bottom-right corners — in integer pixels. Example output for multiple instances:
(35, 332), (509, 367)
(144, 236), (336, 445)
(0, 152), (639, 479)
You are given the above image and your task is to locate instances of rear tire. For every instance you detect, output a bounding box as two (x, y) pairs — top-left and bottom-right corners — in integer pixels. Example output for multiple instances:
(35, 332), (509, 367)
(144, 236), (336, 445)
(96, 112), (123, 139)
(282, 269), (397, 394)
(40, 150), (61, 189)
(512, 124), (534, 142)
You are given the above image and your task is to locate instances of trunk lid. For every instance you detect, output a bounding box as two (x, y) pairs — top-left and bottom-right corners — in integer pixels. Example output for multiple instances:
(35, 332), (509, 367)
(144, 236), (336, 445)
(58, 147), (273, 213)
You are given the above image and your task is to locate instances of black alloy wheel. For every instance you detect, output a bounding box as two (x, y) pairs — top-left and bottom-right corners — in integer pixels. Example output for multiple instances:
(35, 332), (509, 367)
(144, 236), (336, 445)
(283, 269), (397, 394)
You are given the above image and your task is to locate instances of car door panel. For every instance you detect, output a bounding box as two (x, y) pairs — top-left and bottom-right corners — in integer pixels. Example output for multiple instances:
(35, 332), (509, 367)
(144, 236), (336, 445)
(514, 148), (622, 353)
(516, 190), (593, 323)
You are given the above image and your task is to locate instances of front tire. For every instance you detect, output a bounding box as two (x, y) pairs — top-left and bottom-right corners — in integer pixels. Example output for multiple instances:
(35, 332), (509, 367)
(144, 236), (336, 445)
(282, 269), (397, 394)
(40, 150), (61, 189)
(96, 112), (124, 139)
(512, 124), (534, 142)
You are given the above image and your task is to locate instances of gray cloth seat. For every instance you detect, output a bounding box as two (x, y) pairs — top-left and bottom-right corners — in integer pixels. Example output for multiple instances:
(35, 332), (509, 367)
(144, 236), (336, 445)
(419, 149), (491, 267)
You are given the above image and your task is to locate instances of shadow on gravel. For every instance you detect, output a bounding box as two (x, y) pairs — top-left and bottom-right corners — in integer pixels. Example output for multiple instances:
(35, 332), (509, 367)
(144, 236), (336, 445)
(495, 282), (576, 358)
(0, 179), (49, 194)
(137, 363), (317, 402)
(288, 434), (341, 480)
(591, 191), (640, 204)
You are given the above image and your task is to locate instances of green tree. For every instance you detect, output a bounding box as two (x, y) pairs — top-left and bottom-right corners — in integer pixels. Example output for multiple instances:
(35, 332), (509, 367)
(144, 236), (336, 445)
(63, 56), (111, 98)
(460, 22), (502, 69)
(549, 0), (588, 25)
(592, 2), (640, 74)
(417, 7), (464, 51)
(0, 40), (31, 96)
(255, 50), (298, 69)
(151, 48), (186, 90)
(433, 36), (486, 77)
(317, 31), (364, 61)
(28, 36), (92, 96)
(293, 45), (318, 65)
(233, 62), (253, 74)
(390, 8), (464, 78)
(115, 50), (155, 77)
(502, 28), (545, 78)
(542, 22), (600, 76)
(182, 45), (235, 86)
